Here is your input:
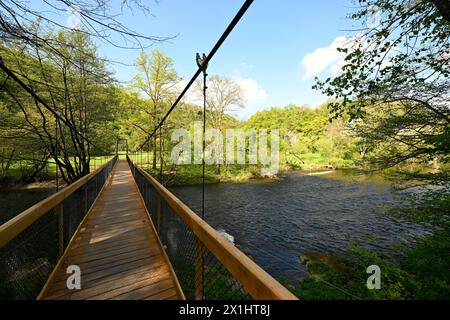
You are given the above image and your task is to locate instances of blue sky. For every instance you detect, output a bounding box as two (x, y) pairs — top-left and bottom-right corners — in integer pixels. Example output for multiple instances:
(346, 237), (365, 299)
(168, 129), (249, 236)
(38, 0), (360, 119)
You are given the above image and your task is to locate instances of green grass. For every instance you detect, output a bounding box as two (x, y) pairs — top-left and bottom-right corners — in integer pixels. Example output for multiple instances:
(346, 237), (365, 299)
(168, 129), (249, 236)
(0, 155), (115, 187)
(141, 163), (269, 186)
(285, 152), (357, 171)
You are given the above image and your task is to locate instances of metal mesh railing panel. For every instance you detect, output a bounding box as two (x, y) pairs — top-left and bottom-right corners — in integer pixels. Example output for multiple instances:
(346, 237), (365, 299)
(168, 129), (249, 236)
(62, 188), (85, 248)
(129, 158), (250, 300)
(0, 156), (117, 300)
(203, 251), (251, 300)
(159, 200), (197, 299)
(0, 211), (58, 299)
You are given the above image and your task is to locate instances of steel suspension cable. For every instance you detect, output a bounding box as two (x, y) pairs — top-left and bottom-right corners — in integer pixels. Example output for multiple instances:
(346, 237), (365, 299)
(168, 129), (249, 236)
(136, 0), (254, 151)
(199, 58), (208, 221)
(159, 121), (163, 182)
(200, 56), (208, 300)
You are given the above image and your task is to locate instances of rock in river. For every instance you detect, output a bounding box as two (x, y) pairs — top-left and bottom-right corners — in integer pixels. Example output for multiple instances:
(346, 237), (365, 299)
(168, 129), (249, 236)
(299, 252), (346, 276)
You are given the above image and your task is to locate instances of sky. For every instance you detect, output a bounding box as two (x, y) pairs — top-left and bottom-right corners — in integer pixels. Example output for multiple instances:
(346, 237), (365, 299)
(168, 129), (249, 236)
(42, 0), (362, 119)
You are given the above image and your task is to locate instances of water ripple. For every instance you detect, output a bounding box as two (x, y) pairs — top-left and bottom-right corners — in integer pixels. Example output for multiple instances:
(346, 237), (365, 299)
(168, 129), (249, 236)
(170, 172), (423, 282)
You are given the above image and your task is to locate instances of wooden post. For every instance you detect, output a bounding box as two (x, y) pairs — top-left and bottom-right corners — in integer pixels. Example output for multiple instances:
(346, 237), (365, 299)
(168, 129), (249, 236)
(84, 186), (88, 215)
(156, 196), (161, 235)
(55, 203), (64, 257)
(195, 236), (205, 300)
(95, 172), (98, 195)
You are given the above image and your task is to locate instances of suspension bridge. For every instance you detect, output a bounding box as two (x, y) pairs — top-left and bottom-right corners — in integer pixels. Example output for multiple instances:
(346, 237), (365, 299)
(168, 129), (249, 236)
(0, 156), (296, 300)
(0, 0), (297, 300)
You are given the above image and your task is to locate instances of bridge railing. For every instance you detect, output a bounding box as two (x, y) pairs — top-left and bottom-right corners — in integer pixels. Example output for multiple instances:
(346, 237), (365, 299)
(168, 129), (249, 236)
(0, 156), (118, 299)
(127, 156), (297, 300)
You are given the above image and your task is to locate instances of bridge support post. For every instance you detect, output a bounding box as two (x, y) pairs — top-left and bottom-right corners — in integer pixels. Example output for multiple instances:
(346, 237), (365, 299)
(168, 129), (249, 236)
(95, 172), (98, 196)
(195, 237), (205, 300)
(84, 186), (88, 215)
(55, 203), (64, 257)
(156, 196), (161, 235)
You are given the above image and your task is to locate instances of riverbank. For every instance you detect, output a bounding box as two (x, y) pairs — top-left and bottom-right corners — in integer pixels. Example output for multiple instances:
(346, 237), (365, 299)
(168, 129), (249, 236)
(150, 164), (342, 187)
(282, 229), (450, 300)
(147, 164), (280, 187)
(279, 189), (450, 300)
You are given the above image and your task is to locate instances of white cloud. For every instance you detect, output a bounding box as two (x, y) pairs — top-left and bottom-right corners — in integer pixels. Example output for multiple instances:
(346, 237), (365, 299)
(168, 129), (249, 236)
(301, 36), (347, 80)
(176, 77), (267, 107)
(301, 35), (364, 80)
(239, 62), (253, 69)
(234, 77), (268, 104)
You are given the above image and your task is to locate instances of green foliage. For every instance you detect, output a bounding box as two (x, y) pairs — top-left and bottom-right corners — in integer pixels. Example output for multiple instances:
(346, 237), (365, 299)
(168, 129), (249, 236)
(0, 27), (119, 183)
(244, 104), (359, 169)
(315, 0), (450, 118)
(426, 125), (450, 163)
(313, 0), (450, 170)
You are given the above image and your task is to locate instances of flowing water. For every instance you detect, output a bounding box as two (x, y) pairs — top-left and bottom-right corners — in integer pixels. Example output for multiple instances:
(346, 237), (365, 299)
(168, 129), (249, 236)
(0, 170), (425, 287)
(170, 171), (424, 284)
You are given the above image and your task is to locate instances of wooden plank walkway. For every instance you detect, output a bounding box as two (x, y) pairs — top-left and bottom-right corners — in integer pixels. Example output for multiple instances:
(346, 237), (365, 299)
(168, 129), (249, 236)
(38, 160), (183, 300)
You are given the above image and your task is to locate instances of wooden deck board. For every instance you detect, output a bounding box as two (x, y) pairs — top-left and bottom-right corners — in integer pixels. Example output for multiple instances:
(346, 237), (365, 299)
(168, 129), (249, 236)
(39, 160), (183, 300)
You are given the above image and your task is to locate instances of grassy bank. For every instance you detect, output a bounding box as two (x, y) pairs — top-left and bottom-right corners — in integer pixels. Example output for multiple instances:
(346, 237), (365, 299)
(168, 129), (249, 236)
(135, 151), (358, 187)
(144, 164), (274, 186)
(0, 155), (115, 189)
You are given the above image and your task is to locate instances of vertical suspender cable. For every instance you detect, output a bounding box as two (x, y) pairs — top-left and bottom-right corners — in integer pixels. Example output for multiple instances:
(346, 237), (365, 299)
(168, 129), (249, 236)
(197, 53), (208, 300)
(196, 53), (208, 221)
(159, 119), (163, 182)
(136, 0), (254, 152)
(201, 66), (207, 300)
(201, 68), (207, 221)
(55, 115), (59, 192)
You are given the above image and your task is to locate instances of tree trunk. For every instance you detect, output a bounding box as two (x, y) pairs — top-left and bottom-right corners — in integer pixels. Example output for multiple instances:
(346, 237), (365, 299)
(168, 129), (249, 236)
(24, 158), (48, 183)
(432, 0), (450, 22)
(0, 148), (14, 178)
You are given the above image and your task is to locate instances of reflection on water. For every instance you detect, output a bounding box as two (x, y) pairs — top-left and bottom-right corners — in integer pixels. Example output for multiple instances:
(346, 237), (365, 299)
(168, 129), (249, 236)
(170, 171), (424, 283)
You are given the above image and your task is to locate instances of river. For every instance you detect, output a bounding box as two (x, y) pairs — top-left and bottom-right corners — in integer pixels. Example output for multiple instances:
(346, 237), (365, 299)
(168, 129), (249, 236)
(0, 170), (424, 285)
(170, 170), (424, 284)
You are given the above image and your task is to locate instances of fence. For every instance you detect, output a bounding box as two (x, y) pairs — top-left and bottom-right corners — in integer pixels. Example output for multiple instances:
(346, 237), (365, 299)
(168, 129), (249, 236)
(0, 156), (118, 299)
(128, 156), (297, 300)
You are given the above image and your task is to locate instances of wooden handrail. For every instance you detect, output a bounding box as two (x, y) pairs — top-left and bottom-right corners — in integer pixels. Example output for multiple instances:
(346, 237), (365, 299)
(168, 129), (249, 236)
(0, 156), (118, 249)
(128, 157), (298, 300)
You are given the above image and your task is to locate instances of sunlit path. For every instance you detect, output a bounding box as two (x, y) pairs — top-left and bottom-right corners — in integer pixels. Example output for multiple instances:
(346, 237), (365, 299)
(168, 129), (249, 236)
(38, 160), (183, 300)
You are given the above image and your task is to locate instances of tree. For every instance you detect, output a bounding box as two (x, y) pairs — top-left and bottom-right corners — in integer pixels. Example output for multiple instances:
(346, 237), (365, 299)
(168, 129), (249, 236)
(0, 28), (117, 183)
(0, 0), (166, 184)
(133, 50), (179, 170)
(314, 0), (450, 169)
(196, 75), (245, 173)
(0, 1), (165, 50)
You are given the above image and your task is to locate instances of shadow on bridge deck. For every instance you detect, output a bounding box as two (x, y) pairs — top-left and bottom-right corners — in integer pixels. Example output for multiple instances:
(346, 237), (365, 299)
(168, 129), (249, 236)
(38, 160), (184, 300)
